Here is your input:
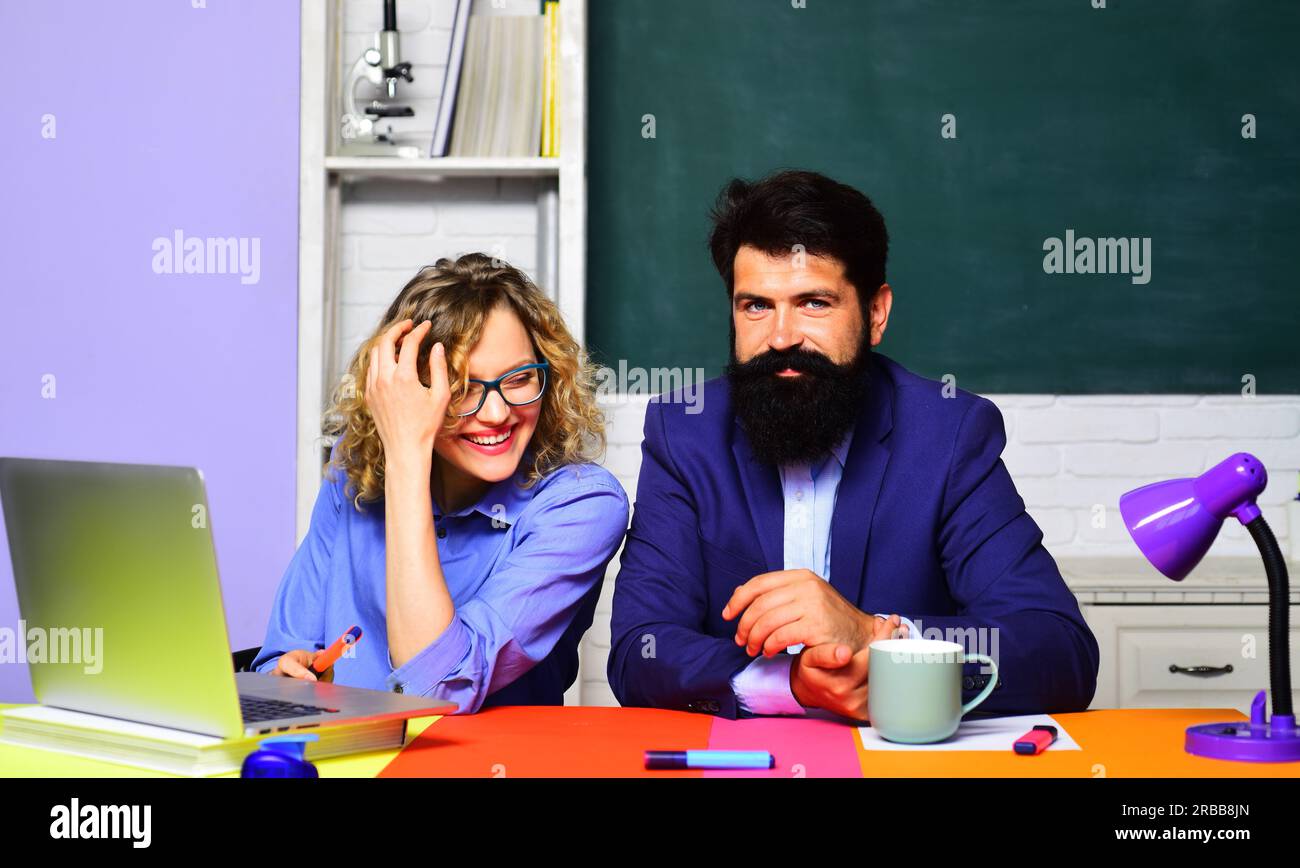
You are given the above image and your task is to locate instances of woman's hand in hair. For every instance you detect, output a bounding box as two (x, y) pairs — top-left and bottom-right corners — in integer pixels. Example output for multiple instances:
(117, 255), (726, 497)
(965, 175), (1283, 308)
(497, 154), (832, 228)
(365, 319), (451, 465)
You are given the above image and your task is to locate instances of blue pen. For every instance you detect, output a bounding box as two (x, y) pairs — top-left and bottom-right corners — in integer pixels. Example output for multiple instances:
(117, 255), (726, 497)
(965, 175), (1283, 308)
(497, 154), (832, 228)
(645, 750), (775, 770)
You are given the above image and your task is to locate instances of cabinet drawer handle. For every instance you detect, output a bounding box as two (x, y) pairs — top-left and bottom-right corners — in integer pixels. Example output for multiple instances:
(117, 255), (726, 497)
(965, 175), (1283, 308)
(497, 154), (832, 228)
(1168, 664), (1234, 677)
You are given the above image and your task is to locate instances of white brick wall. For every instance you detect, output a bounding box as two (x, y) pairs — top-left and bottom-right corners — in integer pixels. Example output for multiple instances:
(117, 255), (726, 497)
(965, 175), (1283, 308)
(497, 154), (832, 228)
(336, 175), (545, 383)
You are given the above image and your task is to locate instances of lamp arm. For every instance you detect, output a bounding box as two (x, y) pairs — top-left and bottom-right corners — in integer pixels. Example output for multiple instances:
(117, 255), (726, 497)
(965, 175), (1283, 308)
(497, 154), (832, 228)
(1245, 516), (1292, 718)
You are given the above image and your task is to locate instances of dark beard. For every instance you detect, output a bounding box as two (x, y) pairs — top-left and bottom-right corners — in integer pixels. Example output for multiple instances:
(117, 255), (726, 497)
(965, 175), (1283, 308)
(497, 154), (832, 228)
(726, 343), (870, 466)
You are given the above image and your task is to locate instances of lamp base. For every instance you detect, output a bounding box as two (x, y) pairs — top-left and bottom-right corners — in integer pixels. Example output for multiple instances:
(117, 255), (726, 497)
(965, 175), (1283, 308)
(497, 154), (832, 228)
(1184, 692), (1300, 762)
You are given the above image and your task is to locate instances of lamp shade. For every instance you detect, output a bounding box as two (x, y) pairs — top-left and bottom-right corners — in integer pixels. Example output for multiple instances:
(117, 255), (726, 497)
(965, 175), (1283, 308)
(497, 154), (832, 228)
(1119, 453), (1267, 581)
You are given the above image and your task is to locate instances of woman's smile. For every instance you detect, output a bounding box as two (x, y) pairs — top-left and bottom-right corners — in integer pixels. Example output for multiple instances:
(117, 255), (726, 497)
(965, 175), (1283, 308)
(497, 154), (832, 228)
(458, 423), (517, 456)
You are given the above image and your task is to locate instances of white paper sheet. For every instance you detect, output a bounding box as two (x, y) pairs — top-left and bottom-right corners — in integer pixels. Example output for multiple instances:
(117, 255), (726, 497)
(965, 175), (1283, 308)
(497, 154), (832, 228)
(857, 713), (1080, 751)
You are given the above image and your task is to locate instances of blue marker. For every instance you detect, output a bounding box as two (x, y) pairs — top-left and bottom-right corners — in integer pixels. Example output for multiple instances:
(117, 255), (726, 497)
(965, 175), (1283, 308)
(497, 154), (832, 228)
(645, 750), (775, 770)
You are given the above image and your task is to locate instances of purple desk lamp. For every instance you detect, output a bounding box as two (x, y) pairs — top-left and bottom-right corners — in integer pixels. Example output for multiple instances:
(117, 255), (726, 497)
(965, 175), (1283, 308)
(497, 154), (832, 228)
(1120, 452), (1298, 762)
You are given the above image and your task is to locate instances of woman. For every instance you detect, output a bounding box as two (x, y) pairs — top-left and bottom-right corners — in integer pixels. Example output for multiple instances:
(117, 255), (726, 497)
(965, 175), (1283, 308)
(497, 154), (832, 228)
(252, 253), (629, 713)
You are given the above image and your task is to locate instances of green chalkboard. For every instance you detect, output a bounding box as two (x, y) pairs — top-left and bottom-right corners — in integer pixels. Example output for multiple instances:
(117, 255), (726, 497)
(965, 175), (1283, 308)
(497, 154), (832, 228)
(587, 0), (1300, 393)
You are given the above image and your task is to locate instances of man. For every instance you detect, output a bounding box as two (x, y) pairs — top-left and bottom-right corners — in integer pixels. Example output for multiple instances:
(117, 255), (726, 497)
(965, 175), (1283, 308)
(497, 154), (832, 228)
(607, 169), (1099, 720)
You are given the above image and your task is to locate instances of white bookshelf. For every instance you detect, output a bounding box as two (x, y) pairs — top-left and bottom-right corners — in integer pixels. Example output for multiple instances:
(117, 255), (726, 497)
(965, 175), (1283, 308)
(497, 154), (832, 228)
(296, 0), (588, 545)
(323, 155), (561, 178)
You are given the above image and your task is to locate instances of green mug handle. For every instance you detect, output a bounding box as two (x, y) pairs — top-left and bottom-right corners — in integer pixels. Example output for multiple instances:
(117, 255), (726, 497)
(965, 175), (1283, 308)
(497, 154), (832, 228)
(960, 653), (999, 715)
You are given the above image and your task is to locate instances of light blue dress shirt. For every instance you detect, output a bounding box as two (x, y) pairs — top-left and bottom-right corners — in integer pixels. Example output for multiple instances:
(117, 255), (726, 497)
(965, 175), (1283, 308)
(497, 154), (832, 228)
(730, 430), (917, 715)
(252, 459), (629, 714)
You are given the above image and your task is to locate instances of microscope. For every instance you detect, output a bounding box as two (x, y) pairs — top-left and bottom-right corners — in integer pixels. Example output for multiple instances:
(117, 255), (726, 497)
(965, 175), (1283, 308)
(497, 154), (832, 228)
(339, 0), (421, 157)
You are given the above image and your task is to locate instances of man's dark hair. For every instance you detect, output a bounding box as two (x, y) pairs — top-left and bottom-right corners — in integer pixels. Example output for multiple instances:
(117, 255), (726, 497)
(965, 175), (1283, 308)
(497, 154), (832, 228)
(707, 169), (889, 307)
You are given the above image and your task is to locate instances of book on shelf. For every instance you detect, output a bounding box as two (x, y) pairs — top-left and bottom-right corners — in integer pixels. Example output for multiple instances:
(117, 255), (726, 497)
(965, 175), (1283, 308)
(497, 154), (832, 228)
(0, 704), (409, 777)
(542, 1), (560, 158)
(430, 0), (472, 157)
(434, 3), (559, 159)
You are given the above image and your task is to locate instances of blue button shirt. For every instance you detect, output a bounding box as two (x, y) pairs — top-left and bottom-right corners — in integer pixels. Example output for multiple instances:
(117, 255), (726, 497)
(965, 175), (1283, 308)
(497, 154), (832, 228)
(777, 437), (852, 597)
(730, 431), (917, 715)
(252, 459), (629, 714)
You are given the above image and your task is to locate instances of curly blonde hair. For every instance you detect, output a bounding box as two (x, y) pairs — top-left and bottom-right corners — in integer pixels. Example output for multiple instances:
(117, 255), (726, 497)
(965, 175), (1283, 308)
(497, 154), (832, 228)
(323, 253), (606, 510)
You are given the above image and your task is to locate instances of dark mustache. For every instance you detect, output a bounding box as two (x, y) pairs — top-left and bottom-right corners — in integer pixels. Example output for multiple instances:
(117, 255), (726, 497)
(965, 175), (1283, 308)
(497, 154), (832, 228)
(729, 347), (843, 378)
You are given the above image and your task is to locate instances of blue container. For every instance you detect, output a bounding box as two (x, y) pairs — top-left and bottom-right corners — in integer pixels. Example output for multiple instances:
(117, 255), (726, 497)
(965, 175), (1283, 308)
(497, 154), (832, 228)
(240, 733), (320, 778)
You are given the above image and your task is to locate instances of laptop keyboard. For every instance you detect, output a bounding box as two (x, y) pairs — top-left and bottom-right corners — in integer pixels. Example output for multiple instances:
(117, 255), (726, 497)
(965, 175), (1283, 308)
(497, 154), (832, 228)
(239, 695), (339, 723)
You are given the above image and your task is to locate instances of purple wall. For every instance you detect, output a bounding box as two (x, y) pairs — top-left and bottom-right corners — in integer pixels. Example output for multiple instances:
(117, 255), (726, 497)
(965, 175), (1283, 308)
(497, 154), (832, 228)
(0, 1), (300, 701)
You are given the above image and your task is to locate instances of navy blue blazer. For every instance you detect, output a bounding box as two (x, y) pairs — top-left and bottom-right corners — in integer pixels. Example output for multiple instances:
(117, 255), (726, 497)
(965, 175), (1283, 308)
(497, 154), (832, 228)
(607, 352), (1099, 719)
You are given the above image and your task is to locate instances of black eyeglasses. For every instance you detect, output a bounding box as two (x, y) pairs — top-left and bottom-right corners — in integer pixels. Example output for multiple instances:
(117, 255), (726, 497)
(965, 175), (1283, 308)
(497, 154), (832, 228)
(453, 362), (549, 417)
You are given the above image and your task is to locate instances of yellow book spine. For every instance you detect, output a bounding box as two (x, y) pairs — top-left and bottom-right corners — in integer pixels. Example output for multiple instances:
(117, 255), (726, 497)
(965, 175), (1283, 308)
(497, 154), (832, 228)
(540, 3), (552, 157)
(546, 2), (559, 157)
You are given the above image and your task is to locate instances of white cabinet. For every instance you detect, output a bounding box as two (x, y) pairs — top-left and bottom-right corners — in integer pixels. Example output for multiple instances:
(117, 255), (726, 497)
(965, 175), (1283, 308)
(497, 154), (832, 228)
(1063, 556), (1300, 714)
(1082, 605), (1300, 714)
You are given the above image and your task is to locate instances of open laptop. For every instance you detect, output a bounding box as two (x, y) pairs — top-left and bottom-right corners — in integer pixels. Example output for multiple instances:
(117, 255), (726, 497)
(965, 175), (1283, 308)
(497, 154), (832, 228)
(0, 457), (456, 739)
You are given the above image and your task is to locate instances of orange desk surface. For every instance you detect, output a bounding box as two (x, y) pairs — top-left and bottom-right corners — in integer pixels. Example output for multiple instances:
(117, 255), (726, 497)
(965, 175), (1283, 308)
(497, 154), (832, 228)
(376, 706), (1300, 778)
(3, 704), (1298, 778)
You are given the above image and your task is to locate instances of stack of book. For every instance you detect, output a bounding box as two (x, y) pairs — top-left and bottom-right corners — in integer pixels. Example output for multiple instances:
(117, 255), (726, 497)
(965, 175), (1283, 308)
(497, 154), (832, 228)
(0, 705), (409, 776)
(432, 1), (560, 158)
